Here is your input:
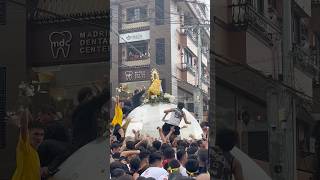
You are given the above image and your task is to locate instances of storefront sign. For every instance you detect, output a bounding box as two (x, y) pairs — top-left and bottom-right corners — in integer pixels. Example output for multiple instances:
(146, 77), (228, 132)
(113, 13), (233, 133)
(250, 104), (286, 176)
(30, 21), (109, 66)
(119, 66), (150, 82)
(49, 31), (72, 58)
(79, 30), (108, 55)
(119, 30), (150, 43)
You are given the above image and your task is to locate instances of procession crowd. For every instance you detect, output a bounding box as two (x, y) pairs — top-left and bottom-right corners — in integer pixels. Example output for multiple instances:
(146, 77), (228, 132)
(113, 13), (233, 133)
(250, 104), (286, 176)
(9, 80), (244, 180)
(110, 120), (212, 180)
(11, 83), (110, 180)
(109, 88), (244, 180)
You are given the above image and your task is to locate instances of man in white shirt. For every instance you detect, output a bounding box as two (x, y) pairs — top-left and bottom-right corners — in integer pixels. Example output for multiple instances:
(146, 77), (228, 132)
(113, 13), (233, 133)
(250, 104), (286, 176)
(162, 103), (191, 139)
(141, 152), (169, 180)
(176, 149), (188, 176)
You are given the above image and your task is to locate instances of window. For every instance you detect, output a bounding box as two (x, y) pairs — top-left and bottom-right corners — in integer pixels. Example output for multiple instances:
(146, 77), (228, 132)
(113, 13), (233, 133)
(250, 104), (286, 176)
(201, 63), (208, 79)
(257, 0), (264, 14)
(297, 123), (311, 153)
(156, 38), (165, 64)
(248, 0), (264, 14)
(127, 41), (149, 61)
(0, 0), (6, 25)
(127, 6), (147, 22)
(155, 0), (164, 25)
(184, 49), (193, 67)
(293, 16), (301, 44)
(0, 66), (6, 148)
(268, 0), (277, 9)
(187, 103), (194, 112)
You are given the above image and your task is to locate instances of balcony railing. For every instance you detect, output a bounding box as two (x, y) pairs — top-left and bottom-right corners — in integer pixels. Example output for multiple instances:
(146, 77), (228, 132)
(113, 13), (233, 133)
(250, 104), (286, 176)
(121, 18), (150, 31)
(293, 44), (320, 76)
(230, 1), (281, 45)
(127, 53), (150, 61)
(185, 30), (198, 45)
(201, 75), (210, 84)
(181, 62), (196, 75)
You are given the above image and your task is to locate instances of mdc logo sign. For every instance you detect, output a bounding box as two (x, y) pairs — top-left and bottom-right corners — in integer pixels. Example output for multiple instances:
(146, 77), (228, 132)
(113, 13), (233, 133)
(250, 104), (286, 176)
(49, 31), (72, 59)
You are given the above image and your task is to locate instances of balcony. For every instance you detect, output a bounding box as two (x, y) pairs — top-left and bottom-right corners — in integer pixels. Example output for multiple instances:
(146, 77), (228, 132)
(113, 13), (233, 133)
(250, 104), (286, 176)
(293, 44), (320, 76)
(122, 56), (150, 67)
(121, 19), (150, 31)
(186, 30), (198, 45)
(230, 1), (281, 46)
(201, 74), (209, 85)
(179, 62), (196, 85)
(181, 62), (196, 75)
(127, 53), (149, 61)
(180, 32), (199, 57)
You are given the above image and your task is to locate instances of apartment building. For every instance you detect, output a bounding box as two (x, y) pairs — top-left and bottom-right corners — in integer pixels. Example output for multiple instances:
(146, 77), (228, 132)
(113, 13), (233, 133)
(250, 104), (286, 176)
(214, 0), (320, 179)
(111, 0), (210, 120)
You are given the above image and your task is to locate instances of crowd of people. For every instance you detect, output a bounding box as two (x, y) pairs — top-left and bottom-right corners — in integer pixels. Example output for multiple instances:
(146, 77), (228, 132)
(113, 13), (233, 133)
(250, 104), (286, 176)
(9, 81), (244, 180)
(11, 82), (110, 180)
(109, 88), (244, 180)
(110, 119), (211, 180)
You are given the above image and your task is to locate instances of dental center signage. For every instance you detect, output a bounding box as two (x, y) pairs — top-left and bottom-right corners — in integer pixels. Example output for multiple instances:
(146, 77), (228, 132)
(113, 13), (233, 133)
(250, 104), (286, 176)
(30, 22), (109, 66)
(49, 30), (108, 58)
(119, 30), (150, 43)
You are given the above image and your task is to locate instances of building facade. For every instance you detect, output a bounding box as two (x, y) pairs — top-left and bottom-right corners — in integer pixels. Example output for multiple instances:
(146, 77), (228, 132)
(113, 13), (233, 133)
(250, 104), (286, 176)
(0, 0), (109, 178)
(214, 0), (320, 179)
(111, 0), (210, 121)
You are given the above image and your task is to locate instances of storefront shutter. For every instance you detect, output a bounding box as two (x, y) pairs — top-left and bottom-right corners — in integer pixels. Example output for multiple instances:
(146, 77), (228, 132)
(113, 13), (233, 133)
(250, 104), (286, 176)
(0, 0), (6, 25)
(0, 66), (6, 148)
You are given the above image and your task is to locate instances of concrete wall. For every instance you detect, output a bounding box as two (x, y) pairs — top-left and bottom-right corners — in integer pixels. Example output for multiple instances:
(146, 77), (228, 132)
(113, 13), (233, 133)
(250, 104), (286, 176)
(149, 0), (173, 94)
(0, 0), (27, 179)
(111, 3), (119, 98)
(246, 32), (273, 76)
(170, 1), (180, 98)
(294, 68), (313, 97)
(311, 5), (320, 31)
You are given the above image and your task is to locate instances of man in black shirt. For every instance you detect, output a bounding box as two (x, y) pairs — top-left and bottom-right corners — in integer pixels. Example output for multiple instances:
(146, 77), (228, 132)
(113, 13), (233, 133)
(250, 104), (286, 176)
(36, 105), (70, 178)
(131, 88), (146, 109)
(72, 86), (110, 149)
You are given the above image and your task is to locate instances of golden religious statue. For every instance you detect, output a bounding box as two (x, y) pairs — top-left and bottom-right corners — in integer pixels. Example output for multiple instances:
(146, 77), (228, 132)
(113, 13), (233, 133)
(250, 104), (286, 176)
(148, 69), (162, 97)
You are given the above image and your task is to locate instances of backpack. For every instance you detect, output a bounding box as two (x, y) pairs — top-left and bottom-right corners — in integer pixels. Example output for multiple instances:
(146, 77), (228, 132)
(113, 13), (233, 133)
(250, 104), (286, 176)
(211, 146), (234, 180)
